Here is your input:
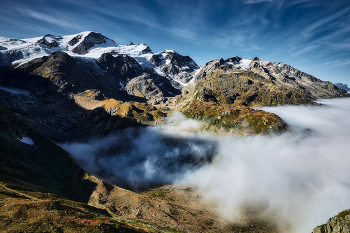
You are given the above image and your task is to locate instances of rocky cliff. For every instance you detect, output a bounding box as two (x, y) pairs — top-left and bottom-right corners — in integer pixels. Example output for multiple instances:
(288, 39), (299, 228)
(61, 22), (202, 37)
(313, 209), (350, 233)
(335, 83), (350, 92)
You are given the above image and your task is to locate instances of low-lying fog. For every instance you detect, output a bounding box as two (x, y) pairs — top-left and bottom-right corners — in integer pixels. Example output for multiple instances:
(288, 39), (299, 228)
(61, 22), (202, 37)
(61, 98), (350, 232)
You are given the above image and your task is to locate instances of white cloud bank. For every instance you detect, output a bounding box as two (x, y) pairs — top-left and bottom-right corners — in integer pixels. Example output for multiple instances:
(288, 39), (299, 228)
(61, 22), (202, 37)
(61, 113), (217, 190)
(62, 98), (350, 232)
(178, 98), (350, 232)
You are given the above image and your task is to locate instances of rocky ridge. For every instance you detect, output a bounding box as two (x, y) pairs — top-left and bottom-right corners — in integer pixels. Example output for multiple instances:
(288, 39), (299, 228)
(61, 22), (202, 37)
(312, 209), (350, 233)
(335, 83), (350, 92)
(175, 57), (348, 134)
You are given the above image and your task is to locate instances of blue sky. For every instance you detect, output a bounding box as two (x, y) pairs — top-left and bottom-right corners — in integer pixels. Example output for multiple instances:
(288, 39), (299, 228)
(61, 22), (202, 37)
(1, 0), (350, 84)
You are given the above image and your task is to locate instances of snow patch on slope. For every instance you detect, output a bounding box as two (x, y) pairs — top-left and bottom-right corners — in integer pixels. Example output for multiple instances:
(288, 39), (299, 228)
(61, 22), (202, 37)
(20, 137), (34, 145)
(0, 32), (199, 87)
(0, 85), (31, 95)
(236, 59), (251, 70)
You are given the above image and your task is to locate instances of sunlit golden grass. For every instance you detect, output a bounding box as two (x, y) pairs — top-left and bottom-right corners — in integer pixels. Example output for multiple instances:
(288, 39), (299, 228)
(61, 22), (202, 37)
(0, 181), (153, 232)
(182, 101), (286, 134)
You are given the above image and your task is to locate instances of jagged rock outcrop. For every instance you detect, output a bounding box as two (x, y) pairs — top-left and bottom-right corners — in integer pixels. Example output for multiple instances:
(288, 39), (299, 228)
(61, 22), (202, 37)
(312, 209), (350, 233)
(192, 56), (349, 102)
(150, 54), (162, 66)
(126, 73), (165, 104)
(225, 55), (242, 64)
(96, 52), (143, 83)
(335, 83), (350, 92)
(36, 34), (60, 48)
(36, 39), (58, 48)
(139, 43), (152, 54)
(185, 62), (315, 107)
(247, 58), (348, 98)
(151, 50), (200, 84)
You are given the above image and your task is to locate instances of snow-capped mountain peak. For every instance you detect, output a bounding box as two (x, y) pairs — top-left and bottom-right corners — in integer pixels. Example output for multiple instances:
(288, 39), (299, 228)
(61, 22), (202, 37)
(0, 31), (119, 66)
(0, 31), (202, 104)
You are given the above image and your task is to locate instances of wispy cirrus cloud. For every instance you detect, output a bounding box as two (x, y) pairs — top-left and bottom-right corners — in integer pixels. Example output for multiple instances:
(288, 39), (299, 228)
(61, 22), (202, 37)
(60, 0), (164, 30)
(242, 0), (273, 4)
(21, 9), (77, 29)
(300, 6), (350, 41)
(323, 59), (350, 68)
(290, 45), (318, 57)
(171, 27), (197, 41)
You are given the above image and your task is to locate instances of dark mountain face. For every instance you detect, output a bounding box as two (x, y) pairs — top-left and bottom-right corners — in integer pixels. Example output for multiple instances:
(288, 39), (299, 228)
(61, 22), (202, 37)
(150, 54), (162, 66)
(0, 51), (99, 96)
(36, 37), (59, 48)
(162, 52), (195, 74)
(153, 50), (200, 84)
(70, 32), (109, 55)
(96, 52), (143, 83)
(225, 56), (242, 64)
(335, 82), (350, 91)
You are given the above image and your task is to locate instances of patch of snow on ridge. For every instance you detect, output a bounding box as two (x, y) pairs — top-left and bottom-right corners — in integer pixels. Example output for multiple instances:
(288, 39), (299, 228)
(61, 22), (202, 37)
(237, 59), (251, 70)
(115, 43), (151, 57)
(193, 66), (203, 77)
(134, 54), (155, 70)
(75, 46), (116, 59)
(45, 36), (55, 43)
(76, 38), (117, 58)
(20, 137), (34, 145)
(66, 31), (91, 51)
(0, 85), (31, 95)
(0, 37), (26, 50)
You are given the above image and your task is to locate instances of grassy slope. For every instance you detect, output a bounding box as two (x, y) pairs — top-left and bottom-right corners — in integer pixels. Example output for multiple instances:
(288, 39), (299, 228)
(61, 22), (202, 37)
(84, 176), (278, 233)
(0, 100), (153, 232)
(178, 66), (295, 134)
(0, 181), (150, 232)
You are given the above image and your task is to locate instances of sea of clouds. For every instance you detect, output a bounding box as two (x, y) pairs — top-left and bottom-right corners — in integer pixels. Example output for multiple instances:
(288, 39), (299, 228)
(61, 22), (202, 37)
(61, 98), (350, 232)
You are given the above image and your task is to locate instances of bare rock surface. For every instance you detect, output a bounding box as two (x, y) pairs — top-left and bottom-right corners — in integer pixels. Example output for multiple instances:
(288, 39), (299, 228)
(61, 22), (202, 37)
(313, 210), (350, 233)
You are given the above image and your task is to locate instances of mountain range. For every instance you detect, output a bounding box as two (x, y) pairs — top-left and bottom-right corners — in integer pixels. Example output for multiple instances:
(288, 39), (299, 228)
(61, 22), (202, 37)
(335, 83), (350, 92)
(0, 31), (349, 232)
